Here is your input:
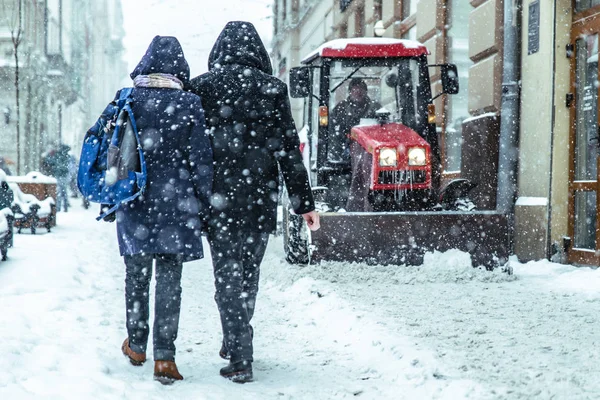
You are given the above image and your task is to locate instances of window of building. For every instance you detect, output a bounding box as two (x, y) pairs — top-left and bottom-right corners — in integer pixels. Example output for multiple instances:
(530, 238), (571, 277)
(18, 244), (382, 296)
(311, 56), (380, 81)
(402, 0), (418, 18)
(381, 0), (394, 18)
(274, 1), (279, 34)
(355, 5), (365, 37)
(374, 0), (382, 21)
(575, 0), (600, 13)
(444, 0), (471, 173)
(402, 25), (417, 40)
(46, 0), (61, 55)
(398, 0), (417, 39)
(282, 0), (287, 24)
(339, 22), (348, 38)
(34, 2), (41, 48)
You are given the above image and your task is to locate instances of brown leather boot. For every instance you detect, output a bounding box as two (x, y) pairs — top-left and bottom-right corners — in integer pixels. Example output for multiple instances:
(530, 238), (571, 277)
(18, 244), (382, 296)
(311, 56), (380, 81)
(154, 361), (184, 385)
(121, 338), (146, 366)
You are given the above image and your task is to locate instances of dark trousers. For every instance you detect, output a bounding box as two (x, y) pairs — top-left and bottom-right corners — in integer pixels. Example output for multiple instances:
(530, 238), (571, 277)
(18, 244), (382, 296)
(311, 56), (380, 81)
(208, 229), (270, 363)
(124, 253), (183, 361)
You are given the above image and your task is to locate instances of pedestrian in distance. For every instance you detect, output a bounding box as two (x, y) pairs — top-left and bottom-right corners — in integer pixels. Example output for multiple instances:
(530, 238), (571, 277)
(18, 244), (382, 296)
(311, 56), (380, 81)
(67, 153), (79, 199)
(0, 168), (14, 261)
(0, 169), (13, 211)
(91, 35), (213, 384)
(45, 144), (72, 212)
(188, 21), (320, 383)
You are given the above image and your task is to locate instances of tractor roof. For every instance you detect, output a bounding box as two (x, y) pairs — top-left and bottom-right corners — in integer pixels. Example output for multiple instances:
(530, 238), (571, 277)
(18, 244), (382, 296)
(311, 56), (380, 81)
(301, 38), (429, 64)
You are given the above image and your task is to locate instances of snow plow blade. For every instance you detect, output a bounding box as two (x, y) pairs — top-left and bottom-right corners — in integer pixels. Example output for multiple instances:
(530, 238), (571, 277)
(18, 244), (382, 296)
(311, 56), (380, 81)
(310, 211), (511, 269)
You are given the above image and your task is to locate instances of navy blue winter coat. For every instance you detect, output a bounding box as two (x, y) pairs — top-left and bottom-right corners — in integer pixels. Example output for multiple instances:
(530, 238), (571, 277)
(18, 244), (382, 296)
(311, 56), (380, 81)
(99, 36), (213, 261)
(188, 22), (314, 234)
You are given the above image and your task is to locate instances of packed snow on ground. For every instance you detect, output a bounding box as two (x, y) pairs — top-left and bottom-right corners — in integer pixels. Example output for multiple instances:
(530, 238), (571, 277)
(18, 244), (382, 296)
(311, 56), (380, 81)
(1, 202), (600, 399)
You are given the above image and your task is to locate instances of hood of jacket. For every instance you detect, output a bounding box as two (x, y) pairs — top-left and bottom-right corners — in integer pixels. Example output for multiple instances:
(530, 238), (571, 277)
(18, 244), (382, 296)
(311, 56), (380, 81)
(208, 21), (272, 75)
(130, 36), (190, 85)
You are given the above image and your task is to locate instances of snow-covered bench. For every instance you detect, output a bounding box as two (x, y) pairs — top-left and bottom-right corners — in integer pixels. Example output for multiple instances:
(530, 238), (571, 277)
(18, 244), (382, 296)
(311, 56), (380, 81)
(8, 182), (56, 234)
(7, 171), (57, 232)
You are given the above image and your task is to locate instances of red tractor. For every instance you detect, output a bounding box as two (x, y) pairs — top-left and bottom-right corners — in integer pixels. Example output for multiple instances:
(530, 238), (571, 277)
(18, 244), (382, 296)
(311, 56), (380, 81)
(283, 38), (511, 268)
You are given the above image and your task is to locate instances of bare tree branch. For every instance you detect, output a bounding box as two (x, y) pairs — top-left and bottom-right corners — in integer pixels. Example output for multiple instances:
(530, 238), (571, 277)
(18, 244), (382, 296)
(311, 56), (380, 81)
(1, 0), (24, 173)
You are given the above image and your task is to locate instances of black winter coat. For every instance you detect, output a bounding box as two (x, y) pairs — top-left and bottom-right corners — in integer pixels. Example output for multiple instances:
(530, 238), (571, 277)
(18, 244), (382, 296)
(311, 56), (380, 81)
(96, 36), (213, 261)
(188, 21), (314, 233)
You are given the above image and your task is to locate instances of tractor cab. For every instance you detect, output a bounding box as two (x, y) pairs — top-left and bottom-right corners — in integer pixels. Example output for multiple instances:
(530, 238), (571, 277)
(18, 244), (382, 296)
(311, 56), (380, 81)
(282, 38), (510, 270)
(290, 38), (459, 212)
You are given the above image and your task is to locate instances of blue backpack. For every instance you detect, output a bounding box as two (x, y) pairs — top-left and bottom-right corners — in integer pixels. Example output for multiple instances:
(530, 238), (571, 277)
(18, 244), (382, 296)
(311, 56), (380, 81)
(78, 88), (147, 221)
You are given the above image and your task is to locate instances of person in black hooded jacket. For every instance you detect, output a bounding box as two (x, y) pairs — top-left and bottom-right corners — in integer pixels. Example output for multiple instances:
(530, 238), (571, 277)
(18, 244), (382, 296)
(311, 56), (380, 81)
(188, 21), (319, 382)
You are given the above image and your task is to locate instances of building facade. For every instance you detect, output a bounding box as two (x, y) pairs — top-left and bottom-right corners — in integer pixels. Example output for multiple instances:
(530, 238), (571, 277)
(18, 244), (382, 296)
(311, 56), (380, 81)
(0, 0), (126, 175)
(272, 0), (600, 268)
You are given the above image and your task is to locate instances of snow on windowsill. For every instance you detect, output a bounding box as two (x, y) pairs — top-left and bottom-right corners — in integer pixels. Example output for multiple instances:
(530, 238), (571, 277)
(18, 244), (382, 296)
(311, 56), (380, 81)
(516, 196), (548, 207)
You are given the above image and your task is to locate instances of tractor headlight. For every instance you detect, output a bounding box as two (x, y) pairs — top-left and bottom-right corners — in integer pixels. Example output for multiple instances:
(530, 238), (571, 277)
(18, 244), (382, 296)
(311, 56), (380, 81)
(408, 147), (426, 166)
(379, 148), (397, 167)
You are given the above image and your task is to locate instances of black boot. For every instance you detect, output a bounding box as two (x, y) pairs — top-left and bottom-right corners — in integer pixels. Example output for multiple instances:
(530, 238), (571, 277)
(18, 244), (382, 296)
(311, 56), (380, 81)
(220, 360), (253, 383)
(219, 325), (253, 360)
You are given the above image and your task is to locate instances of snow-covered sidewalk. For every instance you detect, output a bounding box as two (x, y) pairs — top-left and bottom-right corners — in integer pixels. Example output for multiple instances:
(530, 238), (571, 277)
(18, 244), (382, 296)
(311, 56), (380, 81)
(1, 202), (600, 399)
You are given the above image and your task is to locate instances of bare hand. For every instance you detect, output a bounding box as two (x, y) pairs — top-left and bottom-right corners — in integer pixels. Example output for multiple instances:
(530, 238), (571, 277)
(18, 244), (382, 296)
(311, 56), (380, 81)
(302, 210), (320, 231)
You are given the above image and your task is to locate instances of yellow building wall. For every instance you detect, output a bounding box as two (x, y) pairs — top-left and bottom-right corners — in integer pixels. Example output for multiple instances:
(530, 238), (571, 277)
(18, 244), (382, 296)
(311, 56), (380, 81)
(516, 0), (571, 261)
(550, 1), (573, 246)
(518, 0), (555, 198)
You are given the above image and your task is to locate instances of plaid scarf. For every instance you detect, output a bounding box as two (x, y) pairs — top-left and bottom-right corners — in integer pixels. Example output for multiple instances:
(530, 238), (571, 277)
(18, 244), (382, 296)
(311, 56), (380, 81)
(133, 73), (183, 90)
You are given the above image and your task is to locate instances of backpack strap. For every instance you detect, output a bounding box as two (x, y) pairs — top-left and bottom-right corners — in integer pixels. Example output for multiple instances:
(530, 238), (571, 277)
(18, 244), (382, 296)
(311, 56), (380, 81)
(100, 88), (133, 131)
(95, 190), (143, 221)
(118, 87), (133, 105)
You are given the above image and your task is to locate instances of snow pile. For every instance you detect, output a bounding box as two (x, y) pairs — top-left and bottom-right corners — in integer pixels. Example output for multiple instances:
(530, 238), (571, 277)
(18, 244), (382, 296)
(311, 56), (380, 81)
(514, 258), (600, 298)
(265, 248), (516, 289)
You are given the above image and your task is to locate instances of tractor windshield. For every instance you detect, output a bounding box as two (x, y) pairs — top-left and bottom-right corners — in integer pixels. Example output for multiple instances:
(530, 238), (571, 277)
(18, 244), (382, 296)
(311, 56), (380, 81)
(327, 58), (427, 164)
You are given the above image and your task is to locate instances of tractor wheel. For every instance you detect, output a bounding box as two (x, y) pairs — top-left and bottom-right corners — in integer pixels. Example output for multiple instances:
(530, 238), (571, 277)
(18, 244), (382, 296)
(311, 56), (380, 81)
(282, 206), (310, 265)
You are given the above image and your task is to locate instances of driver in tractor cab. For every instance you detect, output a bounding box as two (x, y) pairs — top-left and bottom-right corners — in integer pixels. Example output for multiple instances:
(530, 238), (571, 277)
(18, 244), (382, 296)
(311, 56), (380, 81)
(329, 78), (381, 164)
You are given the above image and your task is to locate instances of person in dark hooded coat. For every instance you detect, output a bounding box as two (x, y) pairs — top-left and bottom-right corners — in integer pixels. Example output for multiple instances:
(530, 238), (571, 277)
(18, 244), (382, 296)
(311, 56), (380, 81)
(188, 21), (319, 383)
(44, 144), (72, 212)
(92, 36), (213, 384)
